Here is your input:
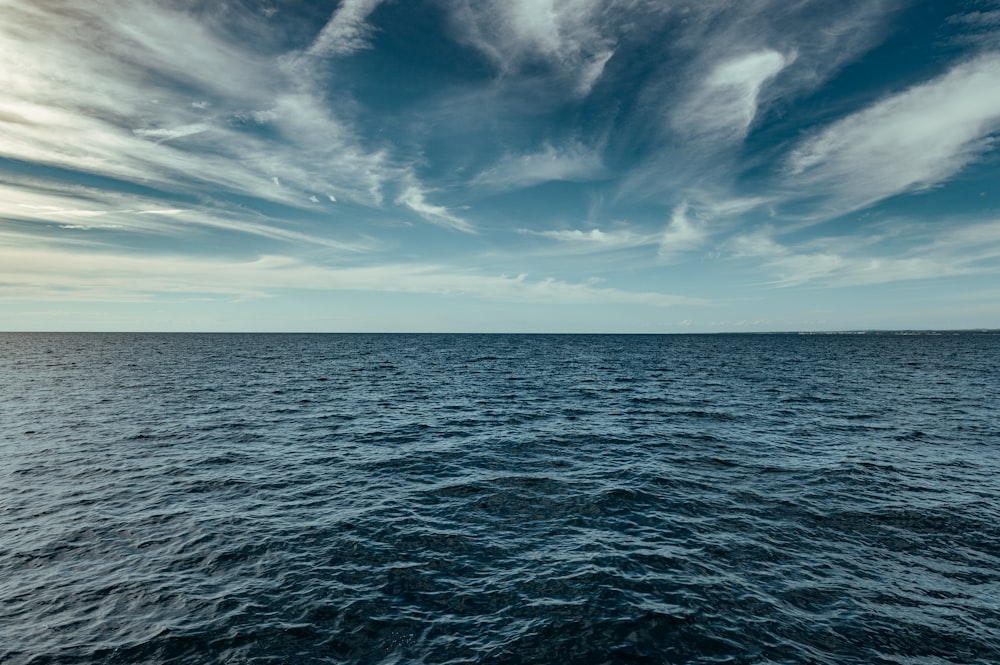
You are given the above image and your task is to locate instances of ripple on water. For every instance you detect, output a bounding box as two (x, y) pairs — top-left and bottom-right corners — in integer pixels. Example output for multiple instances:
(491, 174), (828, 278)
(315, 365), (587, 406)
(1, 332), (999, 664)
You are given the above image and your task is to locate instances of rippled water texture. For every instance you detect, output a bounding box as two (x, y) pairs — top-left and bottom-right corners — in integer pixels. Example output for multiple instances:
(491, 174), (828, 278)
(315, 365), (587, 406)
(2, 332), (999, 664)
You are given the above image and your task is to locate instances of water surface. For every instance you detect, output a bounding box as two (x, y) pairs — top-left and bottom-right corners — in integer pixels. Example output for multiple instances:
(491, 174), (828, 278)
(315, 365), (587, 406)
(2, 332), (998, 663)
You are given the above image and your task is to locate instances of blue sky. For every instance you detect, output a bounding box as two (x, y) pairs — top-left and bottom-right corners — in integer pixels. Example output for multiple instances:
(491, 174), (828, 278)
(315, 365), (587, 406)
(2, 0), (1000, 332)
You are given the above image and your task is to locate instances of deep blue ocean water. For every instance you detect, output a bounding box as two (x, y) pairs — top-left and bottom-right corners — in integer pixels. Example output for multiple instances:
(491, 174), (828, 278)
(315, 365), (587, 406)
(1, 332), (999, 664)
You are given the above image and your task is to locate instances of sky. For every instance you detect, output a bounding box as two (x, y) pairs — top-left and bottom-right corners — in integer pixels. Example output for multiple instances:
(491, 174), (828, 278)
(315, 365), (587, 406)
(2, 0), (1000, 332)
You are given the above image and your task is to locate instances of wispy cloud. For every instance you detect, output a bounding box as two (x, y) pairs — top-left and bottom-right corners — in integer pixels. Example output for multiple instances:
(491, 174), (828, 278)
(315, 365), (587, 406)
(673, 50), (791, 142)
(518, 226), (655, 254)
(945, 6), (1000, 47)
(473, 142), (606, 191)
(785, 53), (1000, 217)
(2, 0), (997, 331)
(445, 0), (616, 95)
(619, 0), (898, 201)
(728, 218), (1000, 287)
(658, 202), (710, 259)
(306, 0), (387, 58)
(0, 0), (399, 213)
(397, 184), (477, 234)
(517, 201), (715, 260)
(0, 179), (378, 252)
(131, 123), (213, 143)
(0, 246), (701, 308)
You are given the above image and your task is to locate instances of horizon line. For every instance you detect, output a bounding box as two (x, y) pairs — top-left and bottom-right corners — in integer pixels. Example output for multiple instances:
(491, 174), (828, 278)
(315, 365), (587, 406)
(2, 329), (997, 335)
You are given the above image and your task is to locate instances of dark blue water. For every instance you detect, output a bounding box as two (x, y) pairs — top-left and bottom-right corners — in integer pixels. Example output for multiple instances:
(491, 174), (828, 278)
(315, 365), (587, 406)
(2, 332), (999, 664)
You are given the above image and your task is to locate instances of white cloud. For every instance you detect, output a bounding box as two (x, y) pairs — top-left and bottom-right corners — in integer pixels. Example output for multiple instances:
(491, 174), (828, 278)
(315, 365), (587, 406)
(727, 218), (1000, 287)
(697, 195), (771, 217)
(517, 201), (716, 260)
(618, 0), (899, 202)
(727, 227), (786, 259)
(946, 8), (1000, 48)
(0, 179), (377, 252)
(306, 0), (387, 58)
(519, 226), (655, 253)
(0, 246), (701, 308)
(0, 0), (399, 214)
(674, 50), (790, 141)
(445, 0), (615, 95)
(397, 185), (476, 234)
(473, 142), (606, 191)
(786, 54), (1000, 215)
(132, 123), (213, 143)
(576, 48), (615, 96)
(251, 109), (279, 124)
(948, 9), (1000, 28)
(658, 203), (708, 258)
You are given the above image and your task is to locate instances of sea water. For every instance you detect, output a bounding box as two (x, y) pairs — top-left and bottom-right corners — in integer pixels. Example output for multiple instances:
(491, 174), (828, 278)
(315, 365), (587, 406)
(2, 332), (998, 664)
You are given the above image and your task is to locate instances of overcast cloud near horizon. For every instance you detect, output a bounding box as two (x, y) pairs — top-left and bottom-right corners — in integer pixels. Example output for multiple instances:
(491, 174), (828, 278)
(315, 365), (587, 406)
(2, 0), (1000, 332)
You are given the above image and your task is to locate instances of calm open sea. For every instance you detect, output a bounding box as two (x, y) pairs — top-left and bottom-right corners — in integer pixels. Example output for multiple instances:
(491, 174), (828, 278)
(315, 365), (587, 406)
(1, 332), (999, 664)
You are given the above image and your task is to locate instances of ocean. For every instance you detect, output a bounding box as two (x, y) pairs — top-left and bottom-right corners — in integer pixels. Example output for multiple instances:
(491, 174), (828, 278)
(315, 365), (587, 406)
(2, 332), (998, 664)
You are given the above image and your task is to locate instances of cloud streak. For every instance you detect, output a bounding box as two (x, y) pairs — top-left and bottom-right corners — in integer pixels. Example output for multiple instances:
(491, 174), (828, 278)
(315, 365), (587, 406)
(0, 179), (378, 252)
(307, 0), (387, 58)
(444, 0), (616, 95)
(516, 202), (716, 261)
(519, 227), (655, 254)
(0, 246), (700, 308)
(786, 54), (1000, 216)
(674, 50), (790, 142)
(397, 184), (477, 234)
(2, 0), (999, 331)
(729, 218), (1000, 287)
(0, 0), (400, 213)
(658, 203), (709, 259)
(473, 142), (606, 191)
